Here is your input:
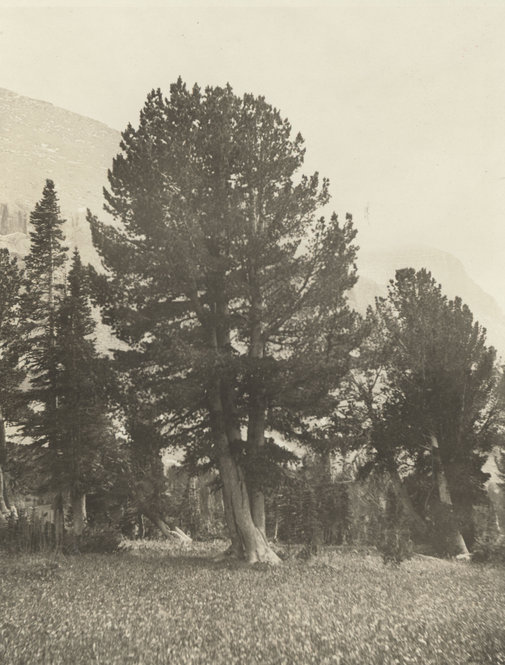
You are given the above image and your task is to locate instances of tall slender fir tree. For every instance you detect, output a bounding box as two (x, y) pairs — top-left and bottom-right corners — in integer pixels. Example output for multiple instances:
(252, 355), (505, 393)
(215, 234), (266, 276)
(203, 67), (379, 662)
(22, 180), (68, 538)
(54, 248), (111, 535)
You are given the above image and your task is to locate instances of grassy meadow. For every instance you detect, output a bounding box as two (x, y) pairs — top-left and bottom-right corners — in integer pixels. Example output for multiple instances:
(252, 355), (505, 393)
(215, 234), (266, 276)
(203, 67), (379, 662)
(1, 543), (504, 665)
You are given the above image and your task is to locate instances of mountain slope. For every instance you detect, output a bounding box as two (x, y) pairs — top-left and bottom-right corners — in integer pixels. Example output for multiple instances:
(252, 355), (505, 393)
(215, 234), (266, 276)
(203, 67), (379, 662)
(0, 87), (120, 262)
(352, 245), (505, 353)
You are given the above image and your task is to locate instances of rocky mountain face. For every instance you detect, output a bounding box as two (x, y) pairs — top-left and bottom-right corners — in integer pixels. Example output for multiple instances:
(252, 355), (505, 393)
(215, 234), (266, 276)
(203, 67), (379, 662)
(351, 246), (505, 353)
(0, 88), (122, 354)
(0, 87), (120, 263)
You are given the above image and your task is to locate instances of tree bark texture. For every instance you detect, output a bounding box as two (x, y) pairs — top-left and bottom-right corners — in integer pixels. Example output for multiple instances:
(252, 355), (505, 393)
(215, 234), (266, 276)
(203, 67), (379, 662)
(248, 394), (267, 536)
(143, 508), (192, 543)
(218, 452), (279, 564)
(0, 407), (11, 514)
(53, 492), (65, 552)
(386, 460), (427, 537)
(430, 435), (469, 556)
(209, 382), (280, 564)
(71, 492), (87, 536)
(246, 277), (267, 537)
(202, 260), (278, 562)
(0, 465), (8, 515)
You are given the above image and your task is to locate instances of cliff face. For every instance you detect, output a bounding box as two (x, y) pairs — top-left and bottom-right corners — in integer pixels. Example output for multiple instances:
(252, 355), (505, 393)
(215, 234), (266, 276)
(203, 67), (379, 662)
(0, 87), (120, 261)
(0, 203), (27, 235)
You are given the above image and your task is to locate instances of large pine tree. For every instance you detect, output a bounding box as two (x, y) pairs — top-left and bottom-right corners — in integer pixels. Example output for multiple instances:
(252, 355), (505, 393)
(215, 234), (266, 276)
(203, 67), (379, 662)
(89, 81), (359, 563)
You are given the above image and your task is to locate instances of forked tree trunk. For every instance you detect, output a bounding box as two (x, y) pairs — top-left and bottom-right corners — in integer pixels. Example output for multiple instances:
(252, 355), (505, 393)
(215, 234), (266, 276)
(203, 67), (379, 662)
(206, 278), (278, 562)
(213, 375), (279, 563)
(71, 492), (87, 536)
(210, 374), (280, 564)
(218, 452), (280, 564)
(430, 435), (469, 556)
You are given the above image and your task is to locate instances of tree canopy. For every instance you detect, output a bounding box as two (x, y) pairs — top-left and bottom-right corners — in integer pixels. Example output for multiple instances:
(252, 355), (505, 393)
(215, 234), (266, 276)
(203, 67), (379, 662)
(88, 79), (359, 562)
(350, 268), (503, 554)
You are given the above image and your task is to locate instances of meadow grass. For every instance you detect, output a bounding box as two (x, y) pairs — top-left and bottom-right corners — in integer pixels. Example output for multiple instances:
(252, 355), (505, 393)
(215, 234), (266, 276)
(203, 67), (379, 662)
(1, 543), (504, 665)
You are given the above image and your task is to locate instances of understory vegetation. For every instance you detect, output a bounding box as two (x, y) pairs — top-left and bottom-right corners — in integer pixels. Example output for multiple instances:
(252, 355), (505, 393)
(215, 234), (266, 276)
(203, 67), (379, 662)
(1, 544), (504, 665)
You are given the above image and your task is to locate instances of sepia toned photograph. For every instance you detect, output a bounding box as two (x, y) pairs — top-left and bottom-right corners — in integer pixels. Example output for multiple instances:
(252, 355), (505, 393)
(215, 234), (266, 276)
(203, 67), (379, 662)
(0, 2), (504, 663)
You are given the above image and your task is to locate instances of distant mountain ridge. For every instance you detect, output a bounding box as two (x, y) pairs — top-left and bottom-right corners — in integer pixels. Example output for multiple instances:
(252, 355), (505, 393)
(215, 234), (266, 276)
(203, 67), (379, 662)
(351, 246), (505, 352)
(0, 87), (503, 353)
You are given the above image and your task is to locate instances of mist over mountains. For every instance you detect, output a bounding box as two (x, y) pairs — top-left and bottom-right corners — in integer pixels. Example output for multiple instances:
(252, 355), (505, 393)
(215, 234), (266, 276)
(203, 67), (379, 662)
(1, 87), (503, 353)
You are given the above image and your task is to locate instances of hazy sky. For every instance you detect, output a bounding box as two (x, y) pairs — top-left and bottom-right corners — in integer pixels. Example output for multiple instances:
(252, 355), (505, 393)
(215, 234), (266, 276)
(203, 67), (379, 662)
(1, 2), (504, 307)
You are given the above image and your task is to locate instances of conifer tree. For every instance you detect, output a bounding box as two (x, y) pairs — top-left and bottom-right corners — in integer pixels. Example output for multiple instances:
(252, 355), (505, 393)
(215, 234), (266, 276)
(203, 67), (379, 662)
(53, 248), (112, 535)
(0, 248), (24, 515)
(21, 180), (68, 540)
(22, 179), (68, 451)
(88, 80), (359, 562)
(374, 268), (500, 555)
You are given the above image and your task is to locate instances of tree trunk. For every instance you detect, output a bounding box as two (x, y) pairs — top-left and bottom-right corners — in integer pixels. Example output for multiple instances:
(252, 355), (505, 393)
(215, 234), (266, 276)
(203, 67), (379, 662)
(251, 488), (266, 534)
(0, 406), (11, 514)
(210, 376), (280, 564)
(53, 492), (65, 552)
(2, 470), (11, 512)
(0, 465), (8, 515)
(187, 475), (200, 534)
(199, 473), (213, 530)
(220, 470), (245, 558)
(218, 452), (280, 564)
(143, 508), (192, 543)
(206, 286), (278, 562)
(248, 396), (267, 536)
(273, 507), (279, 542)
(137, 513), (145, 539)
(430, 435), (469, 556)
(71, 492), (87, 536)
(386, 460), (427, 537)
(246, 253), (268, 537)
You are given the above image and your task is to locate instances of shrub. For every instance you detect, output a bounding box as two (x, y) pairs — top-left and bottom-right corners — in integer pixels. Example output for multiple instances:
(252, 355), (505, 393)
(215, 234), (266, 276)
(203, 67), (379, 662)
(0, 513), (124, 555)
(378, 524), (413, 565)
(429, 502), (467, 557)
(0, 509), (56, 554)
(471, 536), (505, 564)
(76, 526), (123, 553)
